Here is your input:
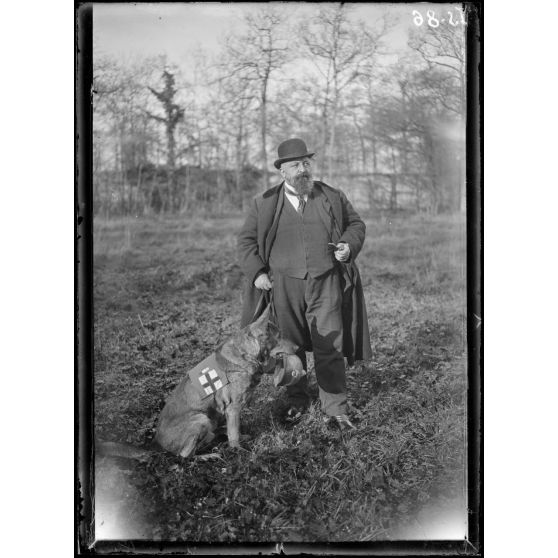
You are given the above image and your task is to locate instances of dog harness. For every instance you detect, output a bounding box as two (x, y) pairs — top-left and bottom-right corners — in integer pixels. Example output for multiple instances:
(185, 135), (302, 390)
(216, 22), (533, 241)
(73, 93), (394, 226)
(187, 353), (229, 399)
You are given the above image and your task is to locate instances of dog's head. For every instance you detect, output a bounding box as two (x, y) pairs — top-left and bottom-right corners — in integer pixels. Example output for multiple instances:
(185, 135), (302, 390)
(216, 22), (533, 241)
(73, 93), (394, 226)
(227, 306), (279, 365)
(227, 307), (305, 386)
(247, 306), (284, 368)
(245, 308), (306, 386)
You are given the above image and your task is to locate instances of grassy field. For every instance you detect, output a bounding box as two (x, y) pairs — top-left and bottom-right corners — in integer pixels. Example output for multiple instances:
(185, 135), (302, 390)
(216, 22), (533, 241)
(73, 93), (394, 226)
(93, 210), (467, 543)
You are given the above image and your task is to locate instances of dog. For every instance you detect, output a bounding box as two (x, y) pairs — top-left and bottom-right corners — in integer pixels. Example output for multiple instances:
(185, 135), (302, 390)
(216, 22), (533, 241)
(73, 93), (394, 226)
(97, 306), (305, 460)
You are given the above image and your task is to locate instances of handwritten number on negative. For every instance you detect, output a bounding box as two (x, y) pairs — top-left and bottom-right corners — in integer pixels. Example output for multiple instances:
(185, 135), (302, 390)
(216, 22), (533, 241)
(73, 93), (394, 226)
(412, 10), (424, 26)
(426, 10), (439, 28)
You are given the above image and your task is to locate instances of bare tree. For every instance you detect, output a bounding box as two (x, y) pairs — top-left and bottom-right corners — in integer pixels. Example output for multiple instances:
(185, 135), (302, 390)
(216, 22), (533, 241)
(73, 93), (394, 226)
(298, 4), (387, 180)
(408, 21), (466, 117)
(223, 7), (290, 190)
(93, 55), (162, 215)
(147, 69), (184, 172)
(91, 6), (466, 217)
(406, 20), (467, 213)
(146, 69), (186, 210)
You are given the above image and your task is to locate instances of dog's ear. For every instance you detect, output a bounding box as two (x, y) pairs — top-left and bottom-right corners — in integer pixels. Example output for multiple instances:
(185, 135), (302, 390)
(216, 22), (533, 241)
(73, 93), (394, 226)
(249, 305), (271, 338)
(253, 305), (271, 325)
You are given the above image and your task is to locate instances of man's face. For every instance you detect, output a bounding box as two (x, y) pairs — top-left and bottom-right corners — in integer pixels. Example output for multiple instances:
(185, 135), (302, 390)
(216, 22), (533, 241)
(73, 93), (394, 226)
(280, 157), (314, 195)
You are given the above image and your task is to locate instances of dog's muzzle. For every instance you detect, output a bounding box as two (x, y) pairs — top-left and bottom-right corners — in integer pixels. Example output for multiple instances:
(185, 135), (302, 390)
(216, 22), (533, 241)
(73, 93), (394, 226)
(272, 353), (306, 387)
(265, 339), (306, 387)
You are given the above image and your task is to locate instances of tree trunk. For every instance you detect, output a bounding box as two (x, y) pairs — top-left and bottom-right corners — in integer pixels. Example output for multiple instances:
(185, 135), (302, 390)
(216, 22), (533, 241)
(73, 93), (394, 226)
(423, 133), (439, 214)
(327, 90), (338, 181)
(355, 121), (373, 212)
(390, 147), (398, 212)
(366, 176), (375, 212)
(371, 135), (378, 173)
(369, 135), (379, 212)
(235, 116), (244, 209)
(184, 165), (191, 213)
(167, 124), (176, 172)
(260, 84), (269, 192)
(319, 92), (329, 181)
(389, 174), (397, 212)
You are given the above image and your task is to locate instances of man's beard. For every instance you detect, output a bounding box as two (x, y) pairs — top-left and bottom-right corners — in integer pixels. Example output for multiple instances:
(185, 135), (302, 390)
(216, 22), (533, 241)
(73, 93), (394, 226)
(291, 172), (314, 195)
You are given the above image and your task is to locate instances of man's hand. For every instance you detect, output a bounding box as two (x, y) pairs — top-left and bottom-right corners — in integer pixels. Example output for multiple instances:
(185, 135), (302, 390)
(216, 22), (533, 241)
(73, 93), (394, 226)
(254, 272), (273, 290)
(334, 242), (351, 262)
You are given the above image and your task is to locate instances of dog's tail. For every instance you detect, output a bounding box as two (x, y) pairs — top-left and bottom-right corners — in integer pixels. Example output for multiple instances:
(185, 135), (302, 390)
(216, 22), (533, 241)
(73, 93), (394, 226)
(96, 440), (155, 463)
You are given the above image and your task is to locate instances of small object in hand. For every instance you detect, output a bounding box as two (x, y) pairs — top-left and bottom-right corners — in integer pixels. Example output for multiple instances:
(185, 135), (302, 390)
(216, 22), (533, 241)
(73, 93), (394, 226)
(333, 242), (350, 262)
(328, 242), (342, 251)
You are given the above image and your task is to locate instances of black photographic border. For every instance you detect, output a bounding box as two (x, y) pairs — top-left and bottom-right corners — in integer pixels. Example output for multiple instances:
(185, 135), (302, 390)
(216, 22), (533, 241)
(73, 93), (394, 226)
(76, 1), (483, 554)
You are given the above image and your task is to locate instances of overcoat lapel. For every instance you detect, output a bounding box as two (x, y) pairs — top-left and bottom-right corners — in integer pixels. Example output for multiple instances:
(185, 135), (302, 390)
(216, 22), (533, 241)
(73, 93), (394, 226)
(315, 183), (356, 290)
(313, 182), (347, 247)
(320, 183), (343, 231)
(263, 183), (284, 262)
(309, 185), (331, 239)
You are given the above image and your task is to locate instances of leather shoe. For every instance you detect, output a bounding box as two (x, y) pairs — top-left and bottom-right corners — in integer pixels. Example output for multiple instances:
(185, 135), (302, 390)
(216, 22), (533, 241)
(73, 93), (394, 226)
(324, 414), (356, 431)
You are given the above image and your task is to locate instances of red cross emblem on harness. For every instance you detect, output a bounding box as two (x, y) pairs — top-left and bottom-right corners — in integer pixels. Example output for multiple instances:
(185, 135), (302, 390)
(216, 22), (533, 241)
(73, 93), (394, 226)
(198, 367), (224, 396)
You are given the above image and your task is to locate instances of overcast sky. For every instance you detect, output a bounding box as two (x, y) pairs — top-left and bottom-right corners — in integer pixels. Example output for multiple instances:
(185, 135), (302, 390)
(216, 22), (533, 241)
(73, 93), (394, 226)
(93, 2), (456, 76)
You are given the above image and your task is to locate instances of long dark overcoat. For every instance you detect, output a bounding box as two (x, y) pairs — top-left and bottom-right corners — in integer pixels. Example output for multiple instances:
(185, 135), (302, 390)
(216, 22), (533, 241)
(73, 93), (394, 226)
(237, 181), (372, 365)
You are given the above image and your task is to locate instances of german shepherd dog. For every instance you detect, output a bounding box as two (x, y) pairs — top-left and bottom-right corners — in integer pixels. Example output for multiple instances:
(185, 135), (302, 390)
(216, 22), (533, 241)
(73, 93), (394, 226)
(97, 306), (304, 460)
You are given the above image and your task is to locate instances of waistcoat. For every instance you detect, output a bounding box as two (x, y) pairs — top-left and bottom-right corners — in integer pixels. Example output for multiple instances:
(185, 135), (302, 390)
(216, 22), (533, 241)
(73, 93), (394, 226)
(269, 190), (334, 279)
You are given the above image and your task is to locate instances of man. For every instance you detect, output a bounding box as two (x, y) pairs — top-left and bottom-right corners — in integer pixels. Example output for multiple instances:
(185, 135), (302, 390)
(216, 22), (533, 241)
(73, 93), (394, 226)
(238, 138), (371, 431)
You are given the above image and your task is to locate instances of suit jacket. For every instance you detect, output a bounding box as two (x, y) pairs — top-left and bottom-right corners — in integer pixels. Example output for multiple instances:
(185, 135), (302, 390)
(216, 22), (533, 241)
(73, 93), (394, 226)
(237, 180), (372, 364)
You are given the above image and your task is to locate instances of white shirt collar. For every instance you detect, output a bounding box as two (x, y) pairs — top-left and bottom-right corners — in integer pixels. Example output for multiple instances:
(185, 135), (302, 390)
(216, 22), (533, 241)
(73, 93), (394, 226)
(283, 183), (307, 211)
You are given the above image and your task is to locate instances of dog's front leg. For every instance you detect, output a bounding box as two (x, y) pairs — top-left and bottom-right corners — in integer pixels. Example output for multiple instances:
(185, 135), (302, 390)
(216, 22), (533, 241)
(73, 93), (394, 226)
(225, 403), (242, 448)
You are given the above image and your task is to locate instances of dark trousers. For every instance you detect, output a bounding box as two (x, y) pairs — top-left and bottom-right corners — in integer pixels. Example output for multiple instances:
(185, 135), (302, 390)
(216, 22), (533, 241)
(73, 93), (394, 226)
(271, 268), (347, 416)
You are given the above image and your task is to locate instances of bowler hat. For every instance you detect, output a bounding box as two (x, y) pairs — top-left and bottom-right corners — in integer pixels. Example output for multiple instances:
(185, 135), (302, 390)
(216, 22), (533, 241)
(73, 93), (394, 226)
(273, 138), (315, 169)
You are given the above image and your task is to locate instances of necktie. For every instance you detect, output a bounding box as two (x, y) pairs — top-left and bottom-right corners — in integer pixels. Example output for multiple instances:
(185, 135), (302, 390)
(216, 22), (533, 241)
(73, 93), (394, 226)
(297, 195), (306, 215)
